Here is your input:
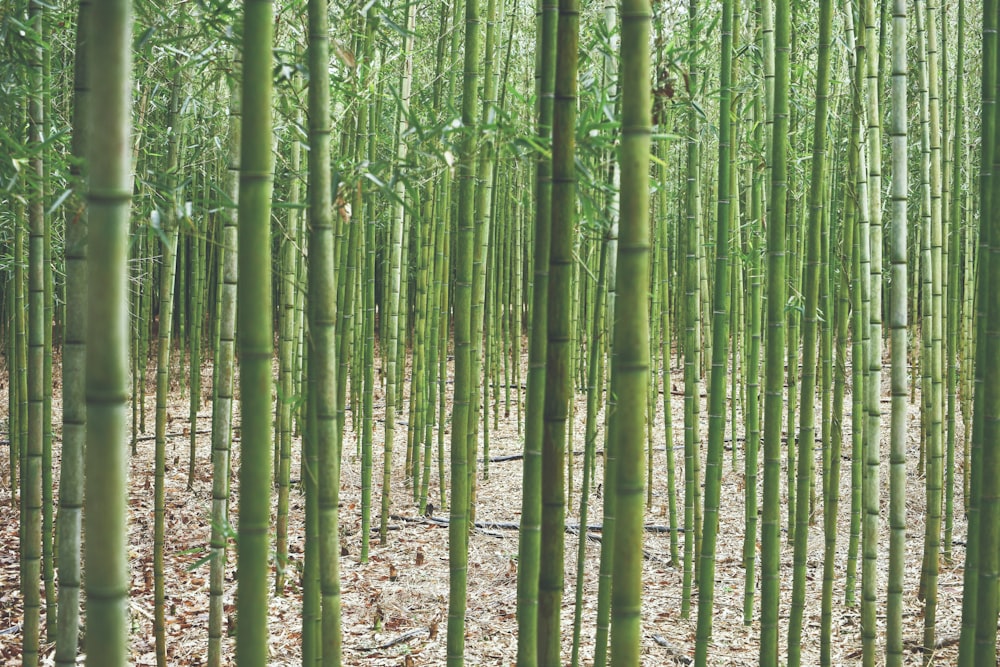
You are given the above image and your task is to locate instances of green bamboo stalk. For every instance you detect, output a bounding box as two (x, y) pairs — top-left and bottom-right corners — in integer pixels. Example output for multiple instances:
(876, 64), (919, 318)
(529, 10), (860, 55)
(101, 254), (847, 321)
(973, 83), (1000, 663)
(138, 212), (152, 438)
(921, 0), (945, 654)
(421, 223), (439, 507)
(515, 0), (556, 661)
(357, 8), (376, 565)
(786, 0), (832, 662)
(609, 1), (651, 662)
(743, 19), (765, 621)
(177, 232), (187, 394)
(842, 3), (864, 608)
(437, 94), (452, 511)
(886, 1), (908, 662)
(483, 179), (499, 479)
(537, 0), (577, 659)
(959, 116), (975, 520)
(966, 2), (1000, 659)
(592, 163), (620, 667)
(699, 193), (712, 392)
(55, 2), (90, 662)
(333, 139), (356, 474)
(360, 157), (375, 552)
(131, 219), (144, 456)
(862, 0), (884, 656)
(153, 71), (184, 667)
(84, 0), (132, 661)
(822, 127), (854, 665)
(918, 0), (934, 566)
(729, 131), (742, 479)
(682, 0), (703, 616)
(393, 200), (408, 400)
(939, 0), (955, 566)
(188, 198), (205, 491)
(570, 238), (607, 667)
(294, 215), (307, 444)
(235, 0), (274, 663)
(306, 0), (341, 663)
(817, 177), (835, 529)
(512, 178), (523, 437)
(23, 1), (46, 660)
(275, 114), (301, 596)
(406, 189), (425, 494)
(416, 184), (437, 509)
(592, 4), (621, 659)
(9, 230), (23, 503)
(39, 10), (54, 639)
(658, 145), (679, 570)
(957, 54), (986, 657)
(6, 287), (17, 503)
(693, 0), (736, 657)
(16, 195), (27, 519)
(208, 53), (239, 667)
(380, 0), (416, 545)
(468, 0), (503, 516)
(447, 0), (481, 660)
(759, 0), (789, 658)
(417, 5), (451, 518)
(944, 0), (965, 564)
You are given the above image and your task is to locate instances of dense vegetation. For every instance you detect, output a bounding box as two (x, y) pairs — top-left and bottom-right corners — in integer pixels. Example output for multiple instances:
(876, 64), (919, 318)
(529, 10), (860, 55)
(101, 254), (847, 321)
(1, 0), (998, 665)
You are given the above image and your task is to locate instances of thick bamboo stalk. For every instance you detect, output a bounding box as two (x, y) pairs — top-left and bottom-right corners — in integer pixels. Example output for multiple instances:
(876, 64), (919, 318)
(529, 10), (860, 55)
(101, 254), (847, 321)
(886, 1), (908, 662)
(235, 1), (274, 663)
(55, 2), (90, 663)
(787, 0), (833, 661)
(515, 0), (556, 662)
(759, 0), (789, 658)
(446, 0), (480, 660)
(537, 0), (577, 660)
(681, 0), (703, 619)
(23, 2), (46, 661)
(305, 1), (341, 664)
(84, 0), (132, 661)
(609, 1), (651, 663)
(694, 0), (736, 658)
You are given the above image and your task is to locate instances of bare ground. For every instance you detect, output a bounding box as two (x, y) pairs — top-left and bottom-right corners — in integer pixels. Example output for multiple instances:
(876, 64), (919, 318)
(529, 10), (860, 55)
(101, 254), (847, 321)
(0, 348), (968, 665)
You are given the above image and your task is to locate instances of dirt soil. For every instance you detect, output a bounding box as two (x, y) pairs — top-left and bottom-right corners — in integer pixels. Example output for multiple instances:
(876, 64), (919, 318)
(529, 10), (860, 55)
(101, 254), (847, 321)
(0, 348), (967, 665)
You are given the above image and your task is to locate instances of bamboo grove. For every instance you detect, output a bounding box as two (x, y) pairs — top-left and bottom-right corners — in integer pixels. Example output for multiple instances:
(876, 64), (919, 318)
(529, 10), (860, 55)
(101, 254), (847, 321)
(0, 0), (999, 665)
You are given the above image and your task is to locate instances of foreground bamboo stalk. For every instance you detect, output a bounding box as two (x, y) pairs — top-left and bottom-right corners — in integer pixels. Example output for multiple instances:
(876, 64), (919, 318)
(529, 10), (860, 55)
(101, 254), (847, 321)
(55, 1), (89, 663)
(787, 0), (833, 661)
(235, 1), (274, 664)
(760, 0), (790, 659)
(537, 0), (577, 659)
(447, 0), (480, 661)
(23, 1), (46, 662)
(887, 0), (908, 662)
(609, 0), (651, 664)
(693, 0), (735, 658)
(84, 0), (132, 662)
(516, 0), (556, 662)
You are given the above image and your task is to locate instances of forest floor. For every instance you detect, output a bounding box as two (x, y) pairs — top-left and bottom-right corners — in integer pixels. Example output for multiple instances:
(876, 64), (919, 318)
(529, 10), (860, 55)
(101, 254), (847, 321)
(0, 347), (969, 666)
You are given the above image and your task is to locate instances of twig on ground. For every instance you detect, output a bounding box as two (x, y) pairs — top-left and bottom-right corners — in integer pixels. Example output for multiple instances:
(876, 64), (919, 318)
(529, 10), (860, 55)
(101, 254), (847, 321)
(650, 634), (693, 664)
(385, 513), (680, 535)
(132, 430), (211, 443)
(903, 635), (960, 654)
(358, 628), (427, 652)
(0, 623), (21, 636)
